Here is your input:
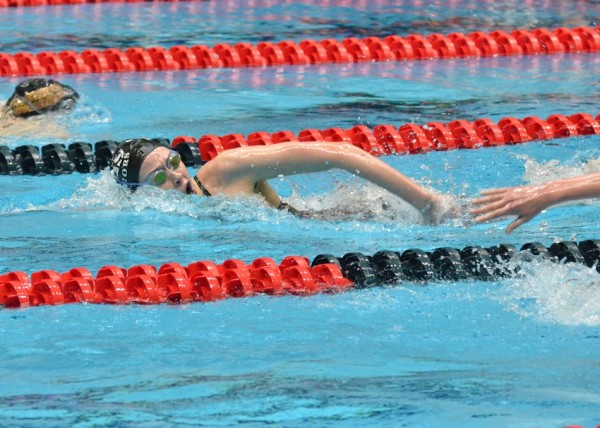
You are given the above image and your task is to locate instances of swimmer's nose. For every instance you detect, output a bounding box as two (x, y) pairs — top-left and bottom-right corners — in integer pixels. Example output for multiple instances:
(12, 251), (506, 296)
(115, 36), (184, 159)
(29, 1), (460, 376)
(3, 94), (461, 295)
(168, 169), (183, 187)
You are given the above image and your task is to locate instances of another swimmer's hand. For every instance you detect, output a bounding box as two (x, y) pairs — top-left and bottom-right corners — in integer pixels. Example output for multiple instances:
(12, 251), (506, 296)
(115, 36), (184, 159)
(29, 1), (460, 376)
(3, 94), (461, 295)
(470, 183), (556, 234)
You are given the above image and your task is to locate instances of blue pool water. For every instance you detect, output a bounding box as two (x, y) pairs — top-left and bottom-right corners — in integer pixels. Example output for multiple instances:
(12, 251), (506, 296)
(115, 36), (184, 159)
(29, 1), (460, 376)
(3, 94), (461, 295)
(1, 1), (600, 426)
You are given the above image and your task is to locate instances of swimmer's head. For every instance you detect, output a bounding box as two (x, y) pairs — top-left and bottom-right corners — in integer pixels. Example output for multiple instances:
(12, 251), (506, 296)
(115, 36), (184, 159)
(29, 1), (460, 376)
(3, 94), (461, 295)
(2, 78), (79, 118)
(111, 138), (170, 188)
(112, 138), (198, 195)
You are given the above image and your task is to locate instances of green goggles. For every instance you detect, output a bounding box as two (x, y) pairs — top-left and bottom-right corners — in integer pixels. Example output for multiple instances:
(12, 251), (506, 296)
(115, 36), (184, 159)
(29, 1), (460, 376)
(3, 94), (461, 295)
(144, 150), (182, 187)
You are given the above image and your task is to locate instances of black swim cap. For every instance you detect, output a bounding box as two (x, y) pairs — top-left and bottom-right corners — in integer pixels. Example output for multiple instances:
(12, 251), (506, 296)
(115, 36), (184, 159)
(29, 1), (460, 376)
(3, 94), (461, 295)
(3, 78), (80, 118)
(111, 138), (169, 187)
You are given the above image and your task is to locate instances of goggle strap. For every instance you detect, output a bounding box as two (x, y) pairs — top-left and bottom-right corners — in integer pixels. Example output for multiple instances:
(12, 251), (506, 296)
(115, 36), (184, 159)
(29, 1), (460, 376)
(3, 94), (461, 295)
(14, 93), (44, 116)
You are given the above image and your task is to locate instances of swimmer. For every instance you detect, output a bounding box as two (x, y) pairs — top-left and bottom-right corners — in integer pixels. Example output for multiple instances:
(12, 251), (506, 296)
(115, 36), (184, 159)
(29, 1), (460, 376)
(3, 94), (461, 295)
(0, 78), (79, 138)
(471, 172), (600, 233)
(111, 138), (446, 223)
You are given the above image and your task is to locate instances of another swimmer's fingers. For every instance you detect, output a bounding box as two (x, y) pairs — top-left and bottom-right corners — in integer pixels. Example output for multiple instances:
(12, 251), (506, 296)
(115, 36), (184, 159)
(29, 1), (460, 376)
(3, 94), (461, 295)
(470, 199), (510, 217)
(506, 215), (530, 234)
(472, 207), (509, 223)
(472, 189), (517, 204)
(478, 187), (514, 196)
(473, 209), (506, 223)
(471, 193), (505, 205)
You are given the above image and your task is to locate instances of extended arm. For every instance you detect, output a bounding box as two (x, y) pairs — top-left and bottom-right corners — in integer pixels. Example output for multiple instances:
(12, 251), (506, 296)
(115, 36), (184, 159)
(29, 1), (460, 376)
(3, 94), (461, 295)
(471, 172), (600, 233)
(254, 180), (287, 208)
(199, 142), (440, 220)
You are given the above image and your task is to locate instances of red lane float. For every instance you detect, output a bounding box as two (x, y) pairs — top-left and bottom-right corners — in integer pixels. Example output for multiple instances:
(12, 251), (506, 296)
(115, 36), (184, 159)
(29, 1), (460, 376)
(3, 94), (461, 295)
(2, 26), (600, 76)
(0, 258), (352, 309)
(172, 111), (600, 163)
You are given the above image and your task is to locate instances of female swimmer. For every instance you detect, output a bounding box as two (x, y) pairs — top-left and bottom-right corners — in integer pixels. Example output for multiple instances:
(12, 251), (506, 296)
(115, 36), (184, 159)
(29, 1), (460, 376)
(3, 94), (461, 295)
(111, 138), (445, 222)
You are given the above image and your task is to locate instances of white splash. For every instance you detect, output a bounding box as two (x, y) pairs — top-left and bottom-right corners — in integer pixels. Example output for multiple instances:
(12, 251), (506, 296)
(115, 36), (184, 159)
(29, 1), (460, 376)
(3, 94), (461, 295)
(69, 98), (113, 125)
(2, 170), (468, 231)
(520, 151), (600, 186)
(284, 179), (465, 225)
(493, 255), (600, 326)
(46, 170), (273, 223)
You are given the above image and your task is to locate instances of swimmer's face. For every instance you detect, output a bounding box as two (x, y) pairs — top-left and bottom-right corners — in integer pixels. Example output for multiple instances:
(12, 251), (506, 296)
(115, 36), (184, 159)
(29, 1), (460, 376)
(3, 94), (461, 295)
(138, 147), (198, 195)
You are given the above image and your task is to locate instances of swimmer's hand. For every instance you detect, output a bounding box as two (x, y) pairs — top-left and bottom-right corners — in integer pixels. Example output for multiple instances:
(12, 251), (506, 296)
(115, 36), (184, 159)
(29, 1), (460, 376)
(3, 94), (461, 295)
(422, 194), (461, 225)
(470, 184), (553, 233)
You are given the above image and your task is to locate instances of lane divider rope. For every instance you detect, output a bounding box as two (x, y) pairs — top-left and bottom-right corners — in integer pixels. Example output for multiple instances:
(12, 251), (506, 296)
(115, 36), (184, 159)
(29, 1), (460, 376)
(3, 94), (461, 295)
(173, 111), (600, 163)
(1, 26), (600, 77)
(1, 239), (598, 309)
(1, 111), (598, 176)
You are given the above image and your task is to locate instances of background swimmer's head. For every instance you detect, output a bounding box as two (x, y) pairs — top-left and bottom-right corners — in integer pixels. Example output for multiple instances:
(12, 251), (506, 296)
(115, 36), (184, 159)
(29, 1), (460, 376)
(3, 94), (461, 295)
(2, 78), (79, 118)
(111, 138), (170, 188)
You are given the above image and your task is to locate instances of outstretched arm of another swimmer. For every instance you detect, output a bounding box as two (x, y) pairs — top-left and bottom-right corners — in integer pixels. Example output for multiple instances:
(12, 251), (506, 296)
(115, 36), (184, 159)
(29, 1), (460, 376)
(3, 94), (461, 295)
(196, 142), (441, 221)
(471, 172), (600, 233)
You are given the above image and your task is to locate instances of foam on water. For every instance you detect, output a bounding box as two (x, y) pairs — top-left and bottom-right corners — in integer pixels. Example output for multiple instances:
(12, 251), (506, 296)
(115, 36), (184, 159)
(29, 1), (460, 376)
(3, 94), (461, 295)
(68, 96), (113, 127)
(492, 254), (600, 326)
(53, 171), (274, 223)
(520, 150), (600, 186)
(81, 174), (471, 231)
(1, 169), (465, 227)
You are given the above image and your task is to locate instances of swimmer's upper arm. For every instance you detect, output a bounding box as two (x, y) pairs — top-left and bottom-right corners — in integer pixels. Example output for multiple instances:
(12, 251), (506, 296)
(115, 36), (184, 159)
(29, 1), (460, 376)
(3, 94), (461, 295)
(214, 142), (362, 182)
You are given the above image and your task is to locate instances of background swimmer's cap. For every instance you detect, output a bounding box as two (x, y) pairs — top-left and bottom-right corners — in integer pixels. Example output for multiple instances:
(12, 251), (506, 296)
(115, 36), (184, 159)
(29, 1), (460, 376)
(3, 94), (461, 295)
(3, 78), (79, 118)
(111, 138), (169, 187)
